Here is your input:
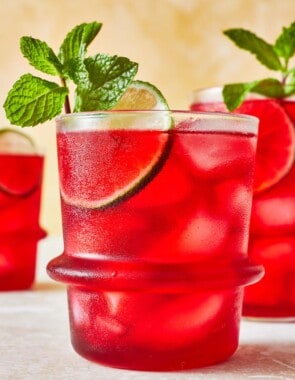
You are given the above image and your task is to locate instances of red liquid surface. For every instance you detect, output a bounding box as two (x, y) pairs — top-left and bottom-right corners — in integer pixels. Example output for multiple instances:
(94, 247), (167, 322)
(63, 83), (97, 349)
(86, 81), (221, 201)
(0, 154), (45, 290)
(52, 127), (258, 370)
(191, 100), (295, 319)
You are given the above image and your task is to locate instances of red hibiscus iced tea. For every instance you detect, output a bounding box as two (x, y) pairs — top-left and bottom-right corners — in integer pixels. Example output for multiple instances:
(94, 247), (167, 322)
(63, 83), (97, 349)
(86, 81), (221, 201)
(191, 88), (295, 320)
(0, 129), (46, 290)
(47, 111), (262, 370)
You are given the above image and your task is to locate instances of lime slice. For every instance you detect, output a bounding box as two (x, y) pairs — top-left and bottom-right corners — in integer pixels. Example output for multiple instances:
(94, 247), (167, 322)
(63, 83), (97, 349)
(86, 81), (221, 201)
(59, 82), (172, 209)
(109, 80), (173, 131)
(0, 128), (42, 196)
(113, 80), (170, 111)
(59, 130), (172, 209)
(237, 99), (295, 193)
(0, 128), (36, 154)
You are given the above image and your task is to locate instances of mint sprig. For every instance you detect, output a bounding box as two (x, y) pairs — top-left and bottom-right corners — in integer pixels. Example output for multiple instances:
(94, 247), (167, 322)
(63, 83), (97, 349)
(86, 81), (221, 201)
(3, 21), (138, 126)
(223, 21), (295, 110)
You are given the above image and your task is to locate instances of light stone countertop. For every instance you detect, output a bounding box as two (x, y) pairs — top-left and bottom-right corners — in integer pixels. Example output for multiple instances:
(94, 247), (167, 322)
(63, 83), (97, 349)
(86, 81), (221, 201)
(0, 237), (294, 380)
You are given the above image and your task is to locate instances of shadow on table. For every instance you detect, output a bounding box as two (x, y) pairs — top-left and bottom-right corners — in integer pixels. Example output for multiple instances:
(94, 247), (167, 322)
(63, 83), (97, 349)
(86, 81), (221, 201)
(187, 342), (295, 376)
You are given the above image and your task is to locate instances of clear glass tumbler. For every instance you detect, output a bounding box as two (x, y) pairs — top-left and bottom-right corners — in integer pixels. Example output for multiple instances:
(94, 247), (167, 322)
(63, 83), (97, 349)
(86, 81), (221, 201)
(47, 110), (263, 370)
(0, 128), (46, 290)
(191, 87), (295, 321)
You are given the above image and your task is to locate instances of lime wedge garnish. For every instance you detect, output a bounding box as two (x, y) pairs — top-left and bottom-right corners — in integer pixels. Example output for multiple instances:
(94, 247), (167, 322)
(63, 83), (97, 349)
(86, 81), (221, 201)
(0, 128), (42, 196)
(237, 99), (295, 193)
(0, 128), (36, 154)
(113, 80), (170, 111)
(59, 81), (172, 209)
(108, 80), (173, 131)
(59, 130), (172, 209)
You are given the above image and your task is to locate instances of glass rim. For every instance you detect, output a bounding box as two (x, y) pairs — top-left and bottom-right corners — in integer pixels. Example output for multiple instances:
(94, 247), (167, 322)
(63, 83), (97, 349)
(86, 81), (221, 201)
(57, 109), (258, 122)
(56, 109), (259, 135)
(192, 86), (268, 103)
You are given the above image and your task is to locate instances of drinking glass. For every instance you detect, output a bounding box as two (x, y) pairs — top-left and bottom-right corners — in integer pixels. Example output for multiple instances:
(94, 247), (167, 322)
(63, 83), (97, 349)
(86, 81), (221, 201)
(47, 110), (263, 370)
(0, 128), (46, 290)
(191, 87), (295, 321)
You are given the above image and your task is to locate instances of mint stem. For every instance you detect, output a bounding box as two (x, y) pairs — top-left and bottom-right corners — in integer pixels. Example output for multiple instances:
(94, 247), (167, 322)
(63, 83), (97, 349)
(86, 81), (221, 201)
(61, 77), (71, 113)
(64, 95), (71, 114)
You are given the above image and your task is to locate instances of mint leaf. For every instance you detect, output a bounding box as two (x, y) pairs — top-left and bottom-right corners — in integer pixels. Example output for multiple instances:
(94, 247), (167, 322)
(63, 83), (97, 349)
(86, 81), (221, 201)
(20, 36), (62, 75)
(85, 54), (138, 88)
(224, 28), (283, 71)
(59, 21), (102, 65)
(252, 78), (285, 98)
(274, 22), (295, 62)
(223, 82), (258, 111)
(223, 79), (287, 110)
(4, 74), (68, 126)
(64, 57), (89, 85)
(74, 54), (138, 111)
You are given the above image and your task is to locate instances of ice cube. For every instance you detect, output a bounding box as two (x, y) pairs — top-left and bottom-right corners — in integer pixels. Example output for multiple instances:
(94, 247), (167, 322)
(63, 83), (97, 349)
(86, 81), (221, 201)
(131, 293), (225, 350)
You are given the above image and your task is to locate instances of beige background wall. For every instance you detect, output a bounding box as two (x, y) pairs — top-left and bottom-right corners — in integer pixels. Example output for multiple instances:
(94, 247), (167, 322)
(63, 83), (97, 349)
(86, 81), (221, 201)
(0, 0), (294, 235)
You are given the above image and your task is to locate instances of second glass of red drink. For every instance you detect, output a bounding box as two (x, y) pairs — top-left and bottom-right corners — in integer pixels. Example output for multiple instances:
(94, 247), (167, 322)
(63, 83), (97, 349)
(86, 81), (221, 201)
(0, 128), (46, 291)
(191, 87), (295, 320)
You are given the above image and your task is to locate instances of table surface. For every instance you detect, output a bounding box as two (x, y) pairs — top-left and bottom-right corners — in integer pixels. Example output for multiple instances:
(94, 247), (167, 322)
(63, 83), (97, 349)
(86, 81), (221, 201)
(0, 237), (294, 380)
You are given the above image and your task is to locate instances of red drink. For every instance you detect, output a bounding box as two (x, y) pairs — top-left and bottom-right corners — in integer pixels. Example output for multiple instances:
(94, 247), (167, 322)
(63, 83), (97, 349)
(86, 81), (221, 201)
(191, 88), (295, 320)
(47, 111), (262, 370)
(0, 142), (46, 290)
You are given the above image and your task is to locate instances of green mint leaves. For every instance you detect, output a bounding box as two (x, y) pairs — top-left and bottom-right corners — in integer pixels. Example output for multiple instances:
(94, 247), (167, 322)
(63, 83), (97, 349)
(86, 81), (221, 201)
(58, 22), (102, 66)
(3, 21), (138, 126)
(224, 29), (283, 71)
(4, 74), (69, 127)
(20, 37), (63, 76)
(223, 21), (295, 110)
(74, 54), (138, 112)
